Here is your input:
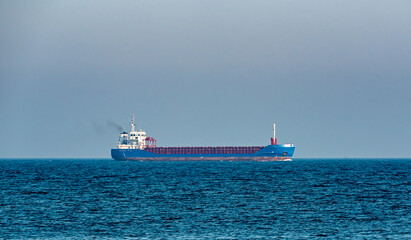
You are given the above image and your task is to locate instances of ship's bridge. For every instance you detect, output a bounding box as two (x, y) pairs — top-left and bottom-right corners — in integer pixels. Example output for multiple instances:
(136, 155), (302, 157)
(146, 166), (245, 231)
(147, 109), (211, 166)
(117, 116), (150, 150)
(128, 129), (147, 149)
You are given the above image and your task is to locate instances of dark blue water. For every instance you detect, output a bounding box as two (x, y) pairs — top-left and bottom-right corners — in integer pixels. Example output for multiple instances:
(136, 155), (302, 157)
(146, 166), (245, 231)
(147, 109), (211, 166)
(0, 159), (409, 239)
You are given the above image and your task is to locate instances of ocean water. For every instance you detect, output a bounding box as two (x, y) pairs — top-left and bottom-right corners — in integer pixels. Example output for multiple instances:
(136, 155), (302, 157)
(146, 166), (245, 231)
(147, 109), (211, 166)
(0, 159), (409, 239)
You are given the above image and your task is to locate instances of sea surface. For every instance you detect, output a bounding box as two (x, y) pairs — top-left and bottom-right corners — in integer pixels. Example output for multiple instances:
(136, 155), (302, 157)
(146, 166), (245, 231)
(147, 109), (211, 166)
(0, 159), (409, 239)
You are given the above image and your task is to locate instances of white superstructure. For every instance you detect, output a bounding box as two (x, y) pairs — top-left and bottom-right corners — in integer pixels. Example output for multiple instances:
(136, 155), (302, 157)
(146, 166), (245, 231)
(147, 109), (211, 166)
(117, 115), (148, 150)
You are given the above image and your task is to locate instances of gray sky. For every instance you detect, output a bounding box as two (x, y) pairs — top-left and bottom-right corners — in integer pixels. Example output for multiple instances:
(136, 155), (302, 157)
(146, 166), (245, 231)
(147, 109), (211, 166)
(1, 0), (410, 158)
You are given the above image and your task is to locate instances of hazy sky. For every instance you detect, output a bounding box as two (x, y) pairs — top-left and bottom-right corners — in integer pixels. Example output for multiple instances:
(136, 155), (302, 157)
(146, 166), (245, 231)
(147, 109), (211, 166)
(1, 1), (410, 158)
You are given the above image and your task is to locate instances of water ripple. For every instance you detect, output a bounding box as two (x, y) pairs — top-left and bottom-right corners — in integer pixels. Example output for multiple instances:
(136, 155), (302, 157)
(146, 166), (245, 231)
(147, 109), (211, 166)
(0, 159), (410, 239)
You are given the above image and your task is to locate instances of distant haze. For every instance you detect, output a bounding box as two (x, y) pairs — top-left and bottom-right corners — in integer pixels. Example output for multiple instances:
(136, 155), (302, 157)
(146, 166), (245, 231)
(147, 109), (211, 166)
(0, 1), (410, 158)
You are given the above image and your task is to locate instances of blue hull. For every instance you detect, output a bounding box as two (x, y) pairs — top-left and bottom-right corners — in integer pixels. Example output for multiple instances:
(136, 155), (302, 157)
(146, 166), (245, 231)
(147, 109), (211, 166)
(111, 144), (295, 161)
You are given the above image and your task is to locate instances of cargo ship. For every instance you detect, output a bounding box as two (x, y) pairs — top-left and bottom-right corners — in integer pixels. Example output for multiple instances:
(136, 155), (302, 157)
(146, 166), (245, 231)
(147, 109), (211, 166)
(111, 116), (295, 161)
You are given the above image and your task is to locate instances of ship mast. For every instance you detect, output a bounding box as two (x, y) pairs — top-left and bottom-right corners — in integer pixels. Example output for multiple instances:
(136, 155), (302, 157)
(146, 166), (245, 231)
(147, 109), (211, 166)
(271, 123), (277, 145)
(131, 115), (135, 132)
